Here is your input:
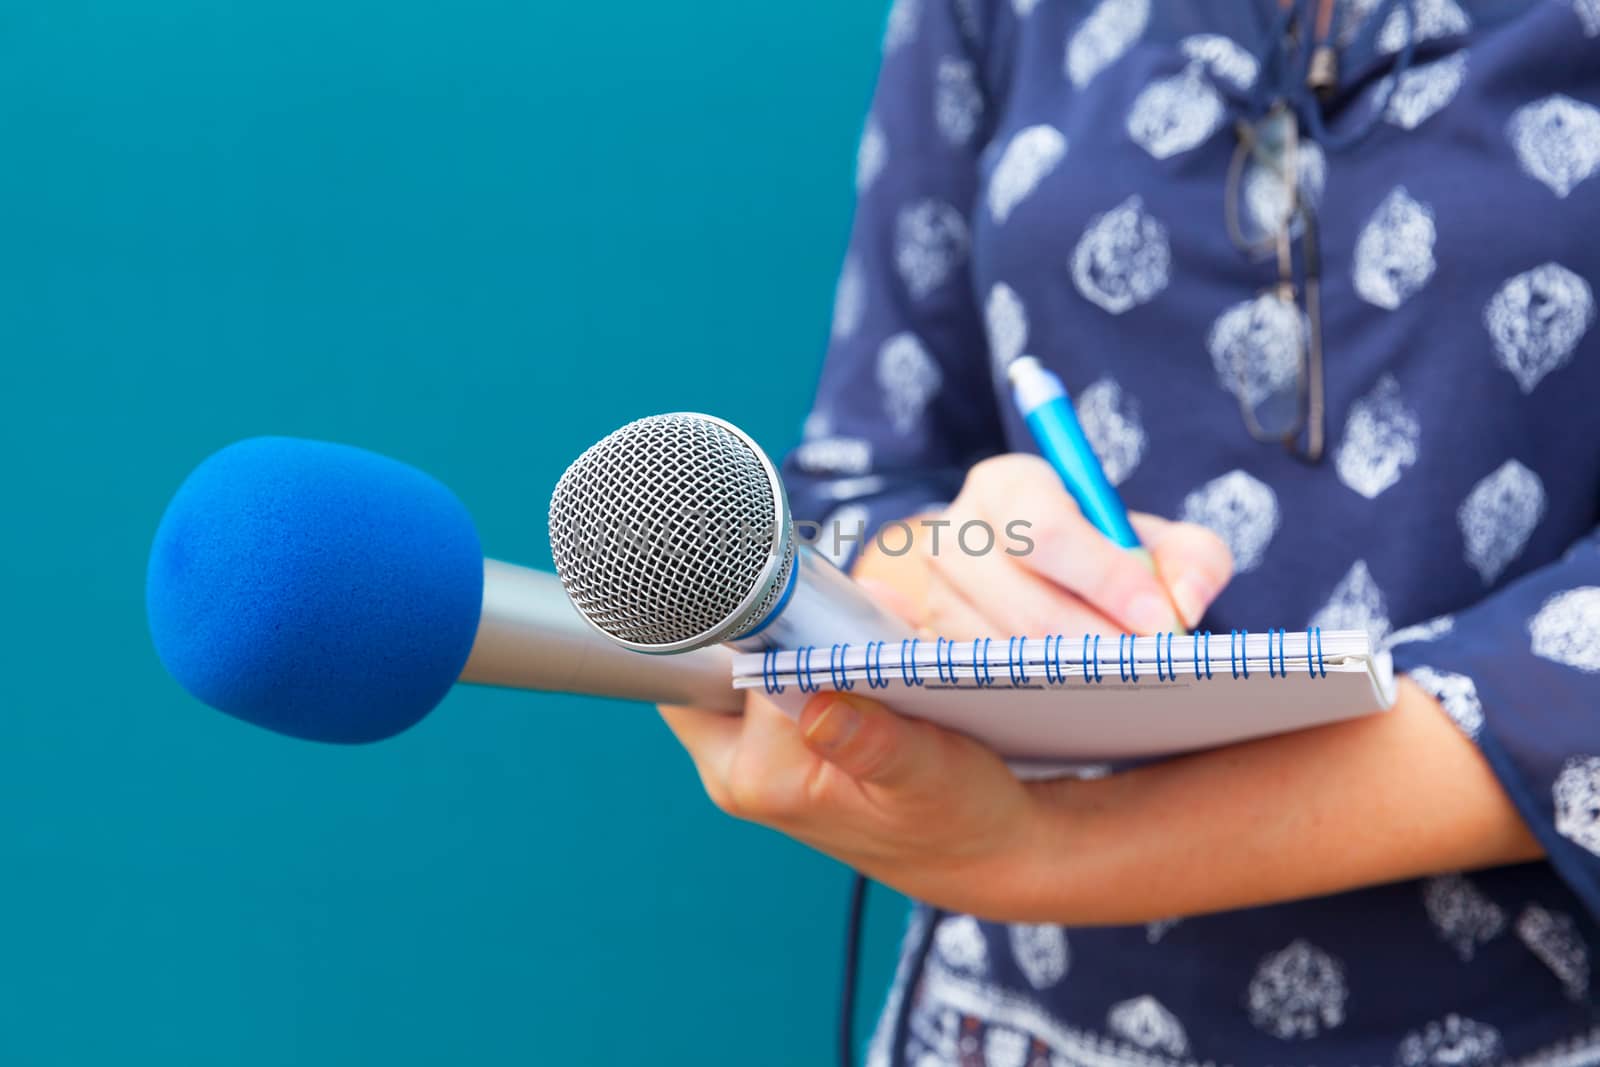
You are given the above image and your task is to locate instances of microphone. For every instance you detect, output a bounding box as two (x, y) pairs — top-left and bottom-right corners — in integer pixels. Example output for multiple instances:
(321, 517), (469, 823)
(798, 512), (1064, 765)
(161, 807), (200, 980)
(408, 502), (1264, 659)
(146, 437), (739, 745)
(548, 413), (903, 654)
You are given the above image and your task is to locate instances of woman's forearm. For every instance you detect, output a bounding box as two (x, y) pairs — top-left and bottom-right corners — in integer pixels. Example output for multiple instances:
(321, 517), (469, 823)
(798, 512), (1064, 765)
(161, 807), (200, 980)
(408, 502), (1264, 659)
(1014, 679), (1544, 925)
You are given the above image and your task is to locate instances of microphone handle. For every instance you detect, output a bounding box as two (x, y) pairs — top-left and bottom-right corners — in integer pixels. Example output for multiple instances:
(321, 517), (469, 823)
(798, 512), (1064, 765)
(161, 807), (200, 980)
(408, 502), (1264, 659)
(461, 561), (742, 711)
(728, 545), (906, 653)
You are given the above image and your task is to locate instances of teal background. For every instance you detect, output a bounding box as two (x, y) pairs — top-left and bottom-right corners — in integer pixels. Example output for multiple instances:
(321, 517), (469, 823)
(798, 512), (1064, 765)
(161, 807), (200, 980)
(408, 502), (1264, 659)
(0, 2), (908, 1063)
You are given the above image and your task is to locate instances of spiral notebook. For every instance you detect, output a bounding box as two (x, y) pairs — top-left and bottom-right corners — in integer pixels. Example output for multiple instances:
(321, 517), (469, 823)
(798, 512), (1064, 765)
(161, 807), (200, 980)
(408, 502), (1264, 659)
(734, 629), (1394, 767)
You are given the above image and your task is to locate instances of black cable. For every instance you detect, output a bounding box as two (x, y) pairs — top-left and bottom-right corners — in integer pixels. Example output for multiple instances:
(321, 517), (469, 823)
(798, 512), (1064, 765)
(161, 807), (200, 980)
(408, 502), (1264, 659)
(837, 873), (945, 1067)
(838, 872), (869, 1067)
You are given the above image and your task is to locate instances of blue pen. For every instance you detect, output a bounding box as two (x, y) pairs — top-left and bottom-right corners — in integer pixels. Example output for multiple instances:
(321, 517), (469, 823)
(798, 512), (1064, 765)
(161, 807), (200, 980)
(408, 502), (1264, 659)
(1007, 355), (1188, 634)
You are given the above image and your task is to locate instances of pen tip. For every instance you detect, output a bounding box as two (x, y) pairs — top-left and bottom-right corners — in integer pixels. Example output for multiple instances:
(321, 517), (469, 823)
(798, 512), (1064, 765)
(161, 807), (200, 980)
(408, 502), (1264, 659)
(1006, 355), (1041, 385)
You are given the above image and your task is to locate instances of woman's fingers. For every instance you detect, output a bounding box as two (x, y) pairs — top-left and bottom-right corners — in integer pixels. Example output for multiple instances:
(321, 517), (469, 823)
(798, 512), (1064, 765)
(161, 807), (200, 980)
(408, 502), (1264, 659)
(928, 543), (1122, 638)
(658, 702), (743, 809)
(1130, 513), (1235, 628)
(954, 454), (1229, 634)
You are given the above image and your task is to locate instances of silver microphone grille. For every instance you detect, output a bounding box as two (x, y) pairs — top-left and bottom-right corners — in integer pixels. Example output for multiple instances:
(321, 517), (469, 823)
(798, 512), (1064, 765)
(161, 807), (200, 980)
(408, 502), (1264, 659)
(548, 413), (796, 653)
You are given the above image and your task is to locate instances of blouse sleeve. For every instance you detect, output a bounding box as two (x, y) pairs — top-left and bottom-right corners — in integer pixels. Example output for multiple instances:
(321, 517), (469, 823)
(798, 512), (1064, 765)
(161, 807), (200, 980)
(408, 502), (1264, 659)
(780, 0), (1009, 570)
(1389, 527), (1600, 921)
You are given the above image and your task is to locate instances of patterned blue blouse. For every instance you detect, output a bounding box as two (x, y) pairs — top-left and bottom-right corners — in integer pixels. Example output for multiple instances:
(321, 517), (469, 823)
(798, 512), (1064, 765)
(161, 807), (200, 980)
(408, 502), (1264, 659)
(779, 1), (1600, 1063)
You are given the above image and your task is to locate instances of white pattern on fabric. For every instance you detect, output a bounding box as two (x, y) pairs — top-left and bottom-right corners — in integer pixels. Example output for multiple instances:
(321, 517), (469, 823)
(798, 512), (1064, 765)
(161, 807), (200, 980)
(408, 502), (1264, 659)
(1484, 262), (1595, 393)
(1146, 917), (1182, 943)
(935, 58), (984, 147)
(1458, 460), (1546, 584)
(1553, 755), (1600, 856)
(1378, 53), (1469, 130)
(1180, 470), (1280, 574)
(792, 436), (872, 476)
(984, 282), (1028, 382)
(1007, 924), (1069, 990)
(1075, 377), (1146, 487)
(857, 117), (887, 194)
(894, 200), (970, 301)
(1012, 0), (1041, 17)
(1386, 614), (1456, 648)
(1397, 1015), (1505, 1067)
(1128, 65), (1227, 160)
(1107, 996), (1190, 1057)
(1377, 0), (1471, 54)
(884, 0), (922, 54)
(1247, 939), (1348, 1040)
(1422, 874), (1505, 959)
(1309, 559), (1392, 646)
(1207, 293), (1307, 409)
(1516, 905), (1592, 1000)
(1353, 188), (1437, 310)
(983, 1026), (1030, 1067)
(1334, 375), (1421, 499)
(988, 125), (1068, 224)
(1574, 0), (1600, 36)
(1530, 587), (1600, 673)
(1066, 0), (1150, 88)
(1178, 34), (1259, 91)
(934, 914), (989, 976)
(1408, 666), (1485, 739)
(832, 257), (864, 341)
(877, 333), (944, 435)
(1071, 195), (1172, 315)
(1507, 95), (1600, 199)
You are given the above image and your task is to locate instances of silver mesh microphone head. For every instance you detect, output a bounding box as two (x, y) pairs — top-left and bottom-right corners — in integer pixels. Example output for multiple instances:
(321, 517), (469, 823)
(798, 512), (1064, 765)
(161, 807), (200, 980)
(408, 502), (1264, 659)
(548, 413), (796, 653)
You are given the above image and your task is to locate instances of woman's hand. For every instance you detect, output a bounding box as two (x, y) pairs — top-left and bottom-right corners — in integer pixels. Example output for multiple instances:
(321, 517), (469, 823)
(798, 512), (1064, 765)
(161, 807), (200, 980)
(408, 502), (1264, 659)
(657, 451), (1236, 920)
(855, 453), (1235, 640)
(660, 688), (1053, 919)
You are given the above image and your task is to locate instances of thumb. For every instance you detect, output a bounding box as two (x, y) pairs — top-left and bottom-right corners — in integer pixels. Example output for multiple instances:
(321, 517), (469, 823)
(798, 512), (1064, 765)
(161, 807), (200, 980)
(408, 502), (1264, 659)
(797, 692), (945, 790)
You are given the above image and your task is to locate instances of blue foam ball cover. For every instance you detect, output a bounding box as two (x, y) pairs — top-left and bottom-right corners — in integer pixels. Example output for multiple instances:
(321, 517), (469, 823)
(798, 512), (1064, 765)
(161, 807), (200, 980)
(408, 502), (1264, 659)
(147, 437), (484, 743)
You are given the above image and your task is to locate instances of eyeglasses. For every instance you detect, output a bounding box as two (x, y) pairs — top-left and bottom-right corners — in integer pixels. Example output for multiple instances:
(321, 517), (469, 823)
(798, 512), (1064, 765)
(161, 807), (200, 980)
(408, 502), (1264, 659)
(1223, 102), (1327, 463)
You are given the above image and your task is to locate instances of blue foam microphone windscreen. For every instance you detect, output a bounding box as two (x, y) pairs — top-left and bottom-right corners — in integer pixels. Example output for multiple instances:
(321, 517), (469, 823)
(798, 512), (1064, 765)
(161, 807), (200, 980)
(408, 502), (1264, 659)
(146, 437), (484, 743)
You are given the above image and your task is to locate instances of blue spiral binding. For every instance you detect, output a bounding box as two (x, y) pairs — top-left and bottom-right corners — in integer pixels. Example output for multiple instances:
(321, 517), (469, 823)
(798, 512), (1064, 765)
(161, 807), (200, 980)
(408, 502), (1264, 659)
(762, 649), (781, 695)
(1008, 636), (1029, 686)
(1119, 634), (1140, 683)
(797, 646), (819, 693)
(867, 641), (889, 689)
(901, 638), (922, 686)
(829, 643), (854, 691)
(770, 626), (1317, 694)
(972, 637), (994, 687)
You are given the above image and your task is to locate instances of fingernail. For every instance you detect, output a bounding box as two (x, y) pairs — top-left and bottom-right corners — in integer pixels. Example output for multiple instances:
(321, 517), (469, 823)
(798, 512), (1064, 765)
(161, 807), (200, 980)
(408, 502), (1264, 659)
(1126, 592), (1183, 636)
(1169, 574), (1216, 630)
(803, 696), (861, 754)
